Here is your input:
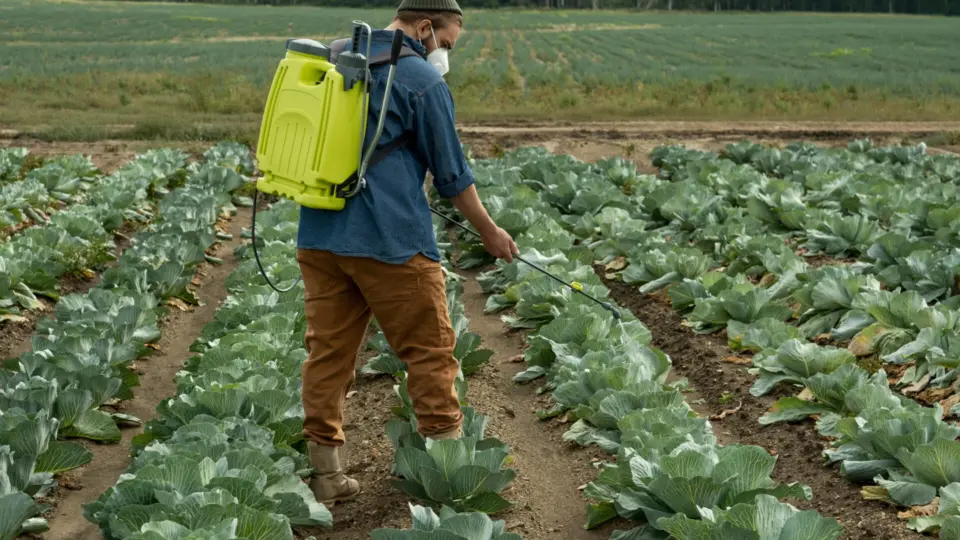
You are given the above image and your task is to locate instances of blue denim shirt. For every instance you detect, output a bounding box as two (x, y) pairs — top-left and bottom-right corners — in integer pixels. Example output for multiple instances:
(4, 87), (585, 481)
(297, 30), (475, 264)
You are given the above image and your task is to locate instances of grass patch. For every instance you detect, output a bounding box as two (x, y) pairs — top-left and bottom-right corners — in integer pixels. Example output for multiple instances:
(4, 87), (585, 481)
(2, 70), (959, 142)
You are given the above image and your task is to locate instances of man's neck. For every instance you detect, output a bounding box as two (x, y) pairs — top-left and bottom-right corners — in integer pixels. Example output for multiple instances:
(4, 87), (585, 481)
(385, 21), (415, 38)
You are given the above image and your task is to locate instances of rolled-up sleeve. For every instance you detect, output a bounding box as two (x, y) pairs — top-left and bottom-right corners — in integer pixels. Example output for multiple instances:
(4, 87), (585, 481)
(413, 81), (475, 199)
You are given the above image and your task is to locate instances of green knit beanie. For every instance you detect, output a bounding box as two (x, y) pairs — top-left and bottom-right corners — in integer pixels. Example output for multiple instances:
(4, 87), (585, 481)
(397, 0), (463, 15)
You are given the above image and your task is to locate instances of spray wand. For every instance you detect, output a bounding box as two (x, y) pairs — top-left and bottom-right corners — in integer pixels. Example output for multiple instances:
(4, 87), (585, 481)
(429, 208), (621, 321)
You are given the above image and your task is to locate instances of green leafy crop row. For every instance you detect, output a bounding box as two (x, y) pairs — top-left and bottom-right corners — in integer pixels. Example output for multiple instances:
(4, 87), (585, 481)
(0, 142), (255, 539)
(86, 161), (511, 539)
(461, 138), (960, 537)
(446, 147), (844, 539)
(610, 140), (960, 536)
(0, 148), (186, 321)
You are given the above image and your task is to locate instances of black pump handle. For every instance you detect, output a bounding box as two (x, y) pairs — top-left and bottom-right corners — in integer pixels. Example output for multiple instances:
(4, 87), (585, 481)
(390, 30), (404, 65)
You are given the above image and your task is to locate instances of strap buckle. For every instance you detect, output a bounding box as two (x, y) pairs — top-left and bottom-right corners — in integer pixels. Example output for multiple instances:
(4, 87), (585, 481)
(337, 176), (366, 199)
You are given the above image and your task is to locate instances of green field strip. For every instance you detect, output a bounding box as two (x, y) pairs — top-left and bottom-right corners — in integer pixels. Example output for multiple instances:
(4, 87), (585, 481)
(0, 142), (253, 538)
(4, 1), (960, 96)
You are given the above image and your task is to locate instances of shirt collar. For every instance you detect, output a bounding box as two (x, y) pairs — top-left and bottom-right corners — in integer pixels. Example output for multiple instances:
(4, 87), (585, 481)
(369, 29), (427, 58)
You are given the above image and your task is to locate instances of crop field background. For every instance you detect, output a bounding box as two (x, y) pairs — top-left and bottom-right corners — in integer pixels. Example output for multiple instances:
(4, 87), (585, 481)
(3, 0), (960, 538)
(2, 0), (960, 140)
(3, 132), (960, 540)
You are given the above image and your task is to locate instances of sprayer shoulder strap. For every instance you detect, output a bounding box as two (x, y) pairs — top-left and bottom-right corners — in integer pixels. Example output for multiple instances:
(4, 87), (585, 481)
(329, 37), (421, 198)
(329, 38), (422, 65)
(334, 133), (412, 197)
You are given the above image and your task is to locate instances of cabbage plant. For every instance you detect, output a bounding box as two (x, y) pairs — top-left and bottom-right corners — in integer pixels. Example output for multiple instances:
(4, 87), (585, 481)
(585, 443), (811, 532)
(622, 246), (714, 293)
(656, 495), (843, 540)
(372, 504), (522, 540)
(391, 436), (516, 514)
(749, 339), (856, 397)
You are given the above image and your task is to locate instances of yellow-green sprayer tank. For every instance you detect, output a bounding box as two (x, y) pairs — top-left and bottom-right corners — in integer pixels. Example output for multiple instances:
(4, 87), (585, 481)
(256, 38), (366, 211)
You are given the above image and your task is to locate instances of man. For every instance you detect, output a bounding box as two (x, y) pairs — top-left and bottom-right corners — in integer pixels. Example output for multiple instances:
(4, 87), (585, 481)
(296, 0), (519, 506)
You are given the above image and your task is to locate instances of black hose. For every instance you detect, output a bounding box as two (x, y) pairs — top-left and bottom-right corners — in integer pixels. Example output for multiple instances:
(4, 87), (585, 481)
(251, 188), (302, 293)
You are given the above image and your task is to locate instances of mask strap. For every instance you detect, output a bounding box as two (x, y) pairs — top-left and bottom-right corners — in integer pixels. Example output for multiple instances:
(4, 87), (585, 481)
(417, 22), (432, 46)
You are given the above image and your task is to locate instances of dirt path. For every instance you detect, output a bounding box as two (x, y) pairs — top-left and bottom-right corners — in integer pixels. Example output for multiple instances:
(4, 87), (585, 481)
(44, 208), (249, 540)
(457, 273), (624, 539)
(303, 271), (625, 539)
(459, 120), (960, 137)
(604, 278), (922, 540)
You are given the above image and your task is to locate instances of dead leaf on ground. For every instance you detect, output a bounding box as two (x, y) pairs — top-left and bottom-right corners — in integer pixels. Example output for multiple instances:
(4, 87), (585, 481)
(797, 388), (815, 401)
(813, 332), (833, 344)
(710, 401), (742, 421)
(940, 394), (960, 415)
(650, 289), (672, 305)
(605, 256), (627, 272)
(0, 314), (28, 323)
(557, 412), (570, 424)
(885, 363), (911, 380)
(604, 273), (618, 280)
(898, 499), (940, 520)
(903, 374), (933, 395)
(145, 343), (161, 351)
(167, 298), (192, 312)
(503, 354), (525, 364)
(725, 355), (752, 365)
(917, 386), (950, 403)
(346, 391), (358, 399)
(80, 269), (97, 280)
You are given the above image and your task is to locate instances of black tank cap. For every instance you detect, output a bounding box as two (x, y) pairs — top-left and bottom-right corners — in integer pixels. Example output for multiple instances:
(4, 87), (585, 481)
(285, 38), (332, 60)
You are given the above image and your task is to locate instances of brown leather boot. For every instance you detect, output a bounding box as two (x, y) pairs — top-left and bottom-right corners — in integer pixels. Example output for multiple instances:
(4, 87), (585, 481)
(307, 441), (360, 506)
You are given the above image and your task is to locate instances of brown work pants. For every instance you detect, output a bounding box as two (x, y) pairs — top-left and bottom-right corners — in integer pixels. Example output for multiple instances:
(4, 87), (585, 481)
(298, 249), (463, 447)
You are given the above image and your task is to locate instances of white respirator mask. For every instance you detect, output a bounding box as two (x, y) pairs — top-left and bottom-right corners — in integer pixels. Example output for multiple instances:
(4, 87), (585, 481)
(424, 28), (450, 77)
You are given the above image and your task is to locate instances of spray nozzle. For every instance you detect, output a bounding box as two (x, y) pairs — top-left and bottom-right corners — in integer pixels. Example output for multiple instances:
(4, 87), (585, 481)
(604, 303), (622, 320)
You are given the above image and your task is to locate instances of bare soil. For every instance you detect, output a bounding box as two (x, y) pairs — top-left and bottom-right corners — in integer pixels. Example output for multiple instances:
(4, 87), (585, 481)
(0, 139), (211, 173)
(603, 277), (922, 540)
(459, 120), (960, 163)
(41, 209), (249, 540)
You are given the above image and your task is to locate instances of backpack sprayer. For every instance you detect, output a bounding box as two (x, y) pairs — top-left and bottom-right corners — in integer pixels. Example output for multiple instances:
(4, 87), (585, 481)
(250, 21), (621, 321)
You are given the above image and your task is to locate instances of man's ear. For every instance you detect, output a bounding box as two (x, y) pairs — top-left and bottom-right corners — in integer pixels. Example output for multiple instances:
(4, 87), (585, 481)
(416, 19), (432, 41)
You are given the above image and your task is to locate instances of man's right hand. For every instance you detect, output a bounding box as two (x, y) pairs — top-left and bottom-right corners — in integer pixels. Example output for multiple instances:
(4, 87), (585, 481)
(450, 184), (520, 263)
(481, 226), (519, 263)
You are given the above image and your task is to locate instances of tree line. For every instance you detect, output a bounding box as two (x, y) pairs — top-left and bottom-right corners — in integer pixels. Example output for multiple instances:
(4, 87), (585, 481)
(139, 0), (960, 15)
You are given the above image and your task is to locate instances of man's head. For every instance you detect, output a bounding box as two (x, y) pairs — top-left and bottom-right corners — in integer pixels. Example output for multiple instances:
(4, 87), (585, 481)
(392, 0), (463, 54)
